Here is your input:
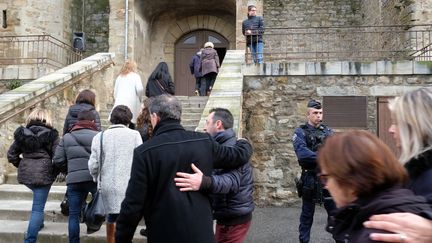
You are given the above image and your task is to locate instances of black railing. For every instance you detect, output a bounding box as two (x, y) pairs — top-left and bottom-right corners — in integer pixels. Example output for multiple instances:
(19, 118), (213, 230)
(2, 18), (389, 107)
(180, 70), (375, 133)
(246, 24), (432, 62)
(0, 35), (83, 69)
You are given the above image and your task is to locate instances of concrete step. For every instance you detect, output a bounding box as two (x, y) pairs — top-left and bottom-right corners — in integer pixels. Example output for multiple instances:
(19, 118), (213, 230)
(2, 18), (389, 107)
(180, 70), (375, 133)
(0, 219), (146, 243)
(5, 173), (66, 186)
(0, 199), (67, 222)
(181, 112), (202, 120)
(0, 184), (66, 201)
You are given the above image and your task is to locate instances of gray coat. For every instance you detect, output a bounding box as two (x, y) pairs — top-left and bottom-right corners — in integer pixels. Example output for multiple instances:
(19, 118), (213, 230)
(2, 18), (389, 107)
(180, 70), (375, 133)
(200, 48), (220, 76)
(53, 128), (98, 184)
(88, 124), (143, 214)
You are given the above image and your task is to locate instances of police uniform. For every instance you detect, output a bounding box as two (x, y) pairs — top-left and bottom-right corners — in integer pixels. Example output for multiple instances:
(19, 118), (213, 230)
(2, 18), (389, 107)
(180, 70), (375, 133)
(292, 100), (336, 243)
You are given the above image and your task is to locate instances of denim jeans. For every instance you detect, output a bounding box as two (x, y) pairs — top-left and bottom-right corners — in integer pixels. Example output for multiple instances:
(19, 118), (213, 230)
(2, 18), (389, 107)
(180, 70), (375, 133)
(67, 181), (97, 243)
(248, 42), (264, 63)
(24, 185), (51, 243)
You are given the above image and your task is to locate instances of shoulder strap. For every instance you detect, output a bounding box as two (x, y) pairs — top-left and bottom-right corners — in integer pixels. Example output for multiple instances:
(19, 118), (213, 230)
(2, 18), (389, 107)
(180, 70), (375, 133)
(98, 131), (104, 184)
(155, 79), (167, 92)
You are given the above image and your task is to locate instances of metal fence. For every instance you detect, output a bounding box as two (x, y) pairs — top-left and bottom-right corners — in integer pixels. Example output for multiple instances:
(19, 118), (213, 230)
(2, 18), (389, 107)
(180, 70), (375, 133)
(0, 35), (83, 69)
(246, 24), (432, 62)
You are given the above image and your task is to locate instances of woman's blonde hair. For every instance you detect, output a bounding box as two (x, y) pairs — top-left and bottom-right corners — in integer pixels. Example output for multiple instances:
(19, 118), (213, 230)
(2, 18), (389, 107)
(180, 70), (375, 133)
(119, 60), (137, 76)
(388, 87), (432, 164)
(26, 107), (53, 127)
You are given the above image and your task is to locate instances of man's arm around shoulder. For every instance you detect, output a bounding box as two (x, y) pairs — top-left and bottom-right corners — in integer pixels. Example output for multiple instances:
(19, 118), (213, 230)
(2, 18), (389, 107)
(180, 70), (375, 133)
(213, 138), (253, 169)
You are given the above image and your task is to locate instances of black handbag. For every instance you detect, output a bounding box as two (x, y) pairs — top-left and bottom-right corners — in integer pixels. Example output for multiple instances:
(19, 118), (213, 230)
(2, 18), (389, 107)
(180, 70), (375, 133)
(84, 132), (106, 234)
(60, 194), (69, 216)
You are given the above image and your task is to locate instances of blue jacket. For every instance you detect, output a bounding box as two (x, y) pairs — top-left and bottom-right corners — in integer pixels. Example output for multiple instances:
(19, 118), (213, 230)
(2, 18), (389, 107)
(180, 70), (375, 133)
(209, 128), (254, 225)
(189, 54), (202, 78)
(292, 123), (333, 170)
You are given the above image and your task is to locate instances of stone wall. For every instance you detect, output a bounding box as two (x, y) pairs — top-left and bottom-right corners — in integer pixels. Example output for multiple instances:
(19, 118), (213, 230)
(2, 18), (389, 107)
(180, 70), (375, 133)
(71, 0), (110, 57)
(242, 61), (432, 206)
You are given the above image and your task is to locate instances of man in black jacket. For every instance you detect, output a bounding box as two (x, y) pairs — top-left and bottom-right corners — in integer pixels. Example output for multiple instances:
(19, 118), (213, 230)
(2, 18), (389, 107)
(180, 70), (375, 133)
(175, 108), (254, 242)
(242, 4), (265, 63)
(115, 95), (253, 243)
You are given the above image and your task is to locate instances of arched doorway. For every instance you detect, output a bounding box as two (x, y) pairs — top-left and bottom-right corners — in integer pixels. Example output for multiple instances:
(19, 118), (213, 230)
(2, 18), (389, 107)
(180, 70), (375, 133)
(175, 30), (229, 96)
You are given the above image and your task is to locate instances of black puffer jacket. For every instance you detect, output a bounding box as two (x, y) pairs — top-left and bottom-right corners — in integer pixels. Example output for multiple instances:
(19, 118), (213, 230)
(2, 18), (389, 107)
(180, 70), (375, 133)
(242, 15), (265, 44)
(405, 150), (432, 203)
(327, 187), (430, 243)
(63, 103), (101, 135)
(7, 121), (59, 186)
(53, 123), (98, 184)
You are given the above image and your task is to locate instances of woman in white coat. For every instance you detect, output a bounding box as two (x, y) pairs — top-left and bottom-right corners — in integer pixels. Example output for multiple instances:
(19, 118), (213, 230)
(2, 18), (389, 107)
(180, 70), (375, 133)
(88, 105), (143, 243)
(112, 60), (144, 124)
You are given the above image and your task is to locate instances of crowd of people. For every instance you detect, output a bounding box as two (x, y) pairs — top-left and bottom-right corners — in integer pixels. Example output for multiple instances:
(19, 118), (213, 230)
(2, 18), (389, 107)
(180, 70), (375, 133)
(5, 5), (432, 243)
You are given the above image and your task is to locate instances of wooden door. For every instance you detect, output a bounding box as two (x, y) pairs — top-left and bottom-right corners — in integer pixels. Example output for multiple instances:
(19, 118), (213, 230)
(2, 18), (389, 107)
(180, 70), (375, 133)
(377, 97), (400, 157)
(175, 30), (228, 96)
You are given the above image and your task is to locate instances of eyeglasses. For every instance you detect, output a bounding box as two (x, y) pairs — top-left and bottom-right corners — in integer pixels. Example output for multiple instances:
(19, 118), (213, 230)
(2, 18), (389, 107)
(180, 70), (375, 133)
(318, 173), (331, 186)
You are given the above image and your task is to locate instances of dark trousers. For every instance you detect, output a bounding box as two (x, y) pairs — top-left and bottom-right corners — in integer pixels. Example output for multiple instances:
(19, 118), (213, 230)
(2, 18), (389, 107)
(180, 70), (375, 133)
(204, 72), (217, 95)
(299, 191), (336, 243)
(195, 77), (206, 96)
(67, 181), (97, 243)
(215, 220), (252, 243)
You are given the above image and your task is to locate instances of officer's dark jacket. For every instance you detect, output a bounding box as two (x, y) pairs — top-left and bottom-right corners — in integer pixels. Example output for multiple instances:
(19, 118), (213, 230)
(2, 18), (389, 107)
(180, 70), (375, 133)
(242, 15), (265, 44)
(292, 123), (333, 170)
(208, 128), (254, 225)
(115, 119), (252, 243)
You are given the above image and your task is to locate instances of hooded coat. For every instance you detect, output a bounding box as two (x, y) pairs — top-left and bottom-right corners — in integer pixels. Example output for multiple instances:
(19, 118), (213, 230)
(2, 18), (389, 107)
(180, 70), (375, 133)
(200, 48), (220, 76)
(327, 187), (430, 243)
(7, 121), (59, 186)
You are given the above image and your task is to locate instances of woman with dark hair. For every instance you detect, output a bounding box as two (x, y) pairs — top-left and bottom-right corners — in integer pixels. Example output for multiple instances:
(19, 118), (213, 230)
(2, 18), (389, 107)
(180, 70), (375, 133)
(88, 105), (142, 243)
(145, 62), (175, 97)
(7, 108), (60, 243)
(113, 60), (144, 124)
(136, 98), (153, 142)
(63, 89), (101, 135)
(317, 130), (430, 243)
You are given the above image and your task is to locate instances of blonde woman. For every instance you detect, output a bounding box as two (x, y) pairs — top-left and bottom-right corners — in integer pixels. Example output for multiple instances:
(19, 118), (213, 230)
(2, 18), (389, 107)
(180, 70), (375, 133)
(112, 60), (144, 124)
(7, 108), (60, 243)
(388, 87), (432, 203)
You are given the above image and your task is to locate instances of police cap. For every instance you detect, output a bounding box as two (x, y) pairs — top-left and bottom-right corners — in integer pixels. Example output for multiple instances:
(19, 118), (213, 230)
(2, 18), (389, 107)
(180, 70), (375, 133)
(307, 99), (322, 109)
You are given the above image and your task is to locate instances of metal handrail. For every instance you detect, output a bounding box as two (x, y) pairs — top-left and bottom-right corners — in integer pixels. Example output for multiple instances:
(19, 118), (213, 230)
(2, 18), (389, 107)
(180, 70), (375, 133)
(0, 35), (83, 69)
(246, 24), (432, 62)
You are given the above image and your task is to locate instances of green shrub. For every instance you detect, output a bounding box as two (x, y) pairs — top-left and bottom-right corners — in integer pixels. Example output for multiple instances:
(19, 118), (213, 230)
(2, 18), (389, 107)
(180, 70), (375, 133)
(6, 80), (22, 90)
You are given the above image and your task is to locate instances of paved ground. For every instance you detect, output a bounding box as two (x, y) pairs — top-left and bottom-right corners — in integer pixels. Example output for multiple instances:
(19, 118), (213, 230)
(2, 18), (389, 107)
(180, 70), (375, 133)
(246, 203), (334, 243)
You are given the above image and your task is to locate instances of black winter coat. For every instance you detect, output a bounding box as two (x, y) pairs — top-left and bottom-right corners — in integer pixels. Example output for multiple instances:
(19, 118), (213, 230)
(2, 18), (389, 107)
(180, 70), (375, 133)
(63, 103), (101, 135)
(115, 119), (253, 243)
(7, 121), (59, 186)
(53, 126), (98, 184)
(405, 150), (432, 203)
(327, 187), (430, 243)
(210, 128), (254, 225)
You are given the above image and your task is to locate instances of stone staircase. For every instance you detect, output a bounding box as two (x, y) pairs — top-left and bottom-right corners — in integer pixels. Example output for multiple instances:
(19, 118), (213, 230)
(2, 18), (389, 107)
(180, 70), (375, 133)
(0, 96), (207, 243)
(99, 96), (209, 131)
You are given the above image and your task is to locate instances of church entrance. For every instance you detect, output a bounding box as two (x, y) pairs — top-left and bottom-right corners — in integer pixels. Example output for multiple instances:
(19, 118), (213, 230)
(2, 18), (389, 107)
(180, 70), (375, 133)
(174, 30), (228, 96)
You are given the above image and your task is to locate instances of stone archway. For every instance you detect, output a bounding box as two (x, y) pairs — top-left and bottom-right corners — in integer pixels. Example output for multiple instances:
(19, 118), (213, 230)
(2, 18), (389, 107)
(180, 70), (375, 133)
(163, 15), (235, 95)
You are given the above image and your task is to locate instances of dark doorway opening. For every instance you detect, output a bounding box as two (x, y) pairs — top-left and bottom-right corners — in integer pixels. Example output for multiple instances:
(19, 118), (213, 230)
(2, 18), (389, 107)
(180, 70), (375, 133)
(174, 30), (229, 96)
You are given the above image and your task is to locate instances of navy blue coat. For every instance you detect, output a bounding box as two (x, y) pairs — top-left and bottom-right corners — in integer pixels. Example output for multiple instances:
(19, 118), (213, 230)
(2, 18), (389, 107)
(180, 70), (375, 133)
(209, 128), (254, 225)
(63, 103), (101, 135)
(189, 54), (202, 78)
(242, 15), (265, 44)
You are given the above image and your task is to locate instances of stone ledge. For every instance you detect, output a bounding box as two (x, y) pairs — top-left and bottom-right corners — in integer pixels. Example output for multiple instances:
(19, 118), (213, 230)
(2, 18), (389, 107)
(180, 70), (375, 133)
(243, 60), (432, 76)
(0, 53), (115, 118)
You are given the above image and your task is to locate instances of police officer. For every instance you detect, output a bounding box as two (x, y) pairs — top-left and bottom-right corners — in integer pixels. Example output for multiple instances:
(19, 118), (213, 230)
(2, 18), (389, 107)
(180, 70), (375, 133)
(292, 99), (337, 243)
